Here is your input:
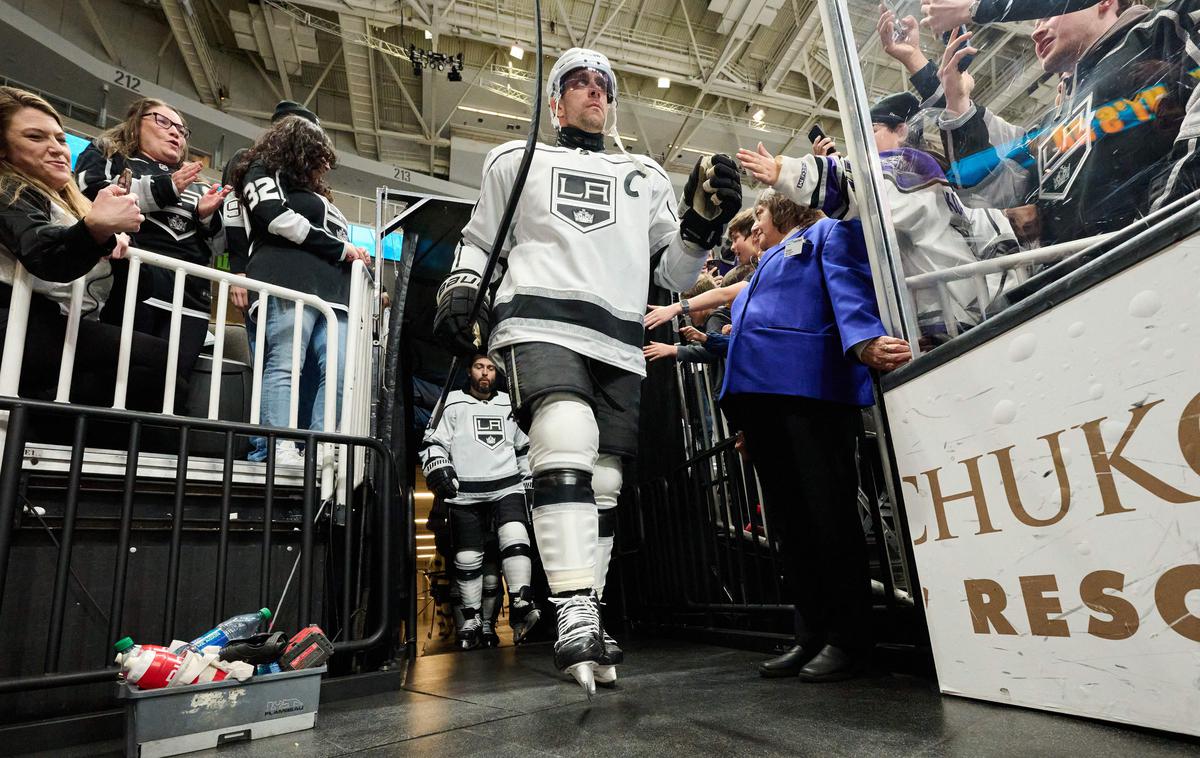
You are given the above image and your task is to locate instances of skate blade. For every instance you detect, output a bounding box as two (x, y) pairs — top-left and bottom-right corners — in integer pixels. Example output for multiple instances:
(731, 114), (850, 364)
(566, 661), (596, 699)
(513, 610), (542, 644)
(594, 664), (617, 687)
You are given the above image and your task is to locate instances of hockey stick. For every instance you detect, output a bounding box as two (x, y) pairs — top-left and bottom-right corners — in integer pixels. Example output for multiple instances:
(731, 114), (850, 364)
(428, 0), (544, 431)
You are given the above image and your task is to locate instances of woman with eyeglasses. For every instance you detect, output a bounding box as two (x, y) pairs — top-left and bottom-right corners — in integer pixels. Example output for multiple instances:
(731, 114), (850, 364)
(75, 98), (230, 389)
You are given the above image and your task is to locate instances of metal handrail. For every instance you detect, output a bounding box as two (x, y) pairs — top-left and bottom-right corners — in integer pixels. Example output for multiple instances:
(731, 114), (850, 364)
(0, 246), (377, 502)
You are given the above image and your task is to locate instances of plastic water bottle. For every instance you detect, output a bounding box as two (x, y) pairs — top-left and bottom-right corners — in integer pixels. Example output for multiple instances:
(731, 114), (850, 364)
(114, 637), (184, 690)
(255, 662), (283, 676)
(179, 608), (272, 654)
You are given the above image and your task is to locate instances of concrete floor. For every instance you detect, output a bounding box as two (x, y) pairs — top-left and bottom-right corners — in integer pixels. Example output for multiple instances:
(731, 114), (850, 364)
(42, 637), (1200, 757)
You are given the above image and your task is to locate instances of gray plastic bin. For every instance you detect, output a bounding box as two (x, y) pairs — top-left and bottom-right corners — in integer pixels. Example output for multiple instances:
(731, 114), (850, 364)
(118, 666), (325, 757)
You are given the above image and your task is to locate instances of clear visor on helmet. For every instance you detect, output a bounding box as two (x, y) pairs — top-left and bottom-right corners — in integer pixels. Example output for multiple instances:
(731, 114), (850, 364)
(559, 66), (614, 103)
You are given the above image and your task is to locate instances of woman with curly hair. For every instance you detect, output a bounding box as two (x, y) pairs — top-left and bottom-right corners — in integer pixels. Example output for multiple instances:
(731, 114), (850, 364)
(230, 115), (369, 465)
(75, 97), (230, 388)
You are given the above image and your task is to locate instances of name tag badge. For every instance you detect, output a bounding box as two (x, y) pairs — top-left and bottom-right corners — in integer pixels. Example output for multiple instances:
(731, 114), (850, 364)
(783, 237), (811, 258)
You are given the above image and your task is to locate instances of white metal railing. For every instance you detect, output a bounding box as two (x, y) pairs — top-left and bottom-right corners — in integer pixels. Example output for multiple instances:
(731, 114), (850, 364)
(0, 247), (377, 501)
(904, 233), (1114, 336)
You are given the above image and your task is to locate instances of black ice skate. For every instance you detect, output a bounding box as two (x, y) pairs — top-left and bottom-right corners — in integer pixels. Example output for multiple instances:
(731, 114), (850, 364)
(480, 616), (500, 648)
(458, 608), (482, 651)
(594, 596), (623, 686)
(509, 587), (541, 644)
(551, 592), (604, 698)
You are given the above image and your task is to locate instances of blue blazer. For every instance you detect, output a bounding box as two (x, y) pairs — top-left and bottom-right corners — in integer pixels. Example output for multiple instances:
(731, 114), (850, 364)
(720, 218), (885, 407)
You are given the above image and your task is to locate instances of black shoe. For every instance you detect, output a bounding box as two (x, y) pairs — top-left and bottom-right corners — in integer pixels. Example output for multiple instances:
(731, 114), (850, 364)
(758, 645), (818, 678)
(796, 644), (863, 683)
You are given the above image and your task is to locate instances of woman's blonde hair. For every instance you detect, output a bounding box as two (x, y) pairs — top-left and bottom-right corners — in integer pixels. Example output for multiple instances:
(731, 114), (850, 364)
(0, 86), (91, 219)
(95, 97), (186, 165)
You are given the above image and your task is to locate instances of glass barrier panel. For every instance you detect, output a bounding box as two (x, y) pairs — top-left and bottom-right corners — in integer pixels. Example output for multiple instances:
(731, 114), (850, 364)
(831, 0), (1200, 354)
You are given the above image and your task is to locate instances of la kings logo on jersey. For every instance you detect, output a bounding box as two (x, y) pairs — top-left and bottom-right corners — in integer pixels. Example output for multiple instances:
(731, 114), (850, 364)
(474, 417), (505, 449)
(551, 168), (615, 233)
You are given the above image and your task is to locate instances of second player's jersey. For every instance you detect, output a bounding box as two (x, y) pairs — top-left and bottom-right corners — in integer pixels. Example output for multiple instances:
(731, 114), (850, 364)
(456, 141), (706, 376)
(419, 390), (530, 504)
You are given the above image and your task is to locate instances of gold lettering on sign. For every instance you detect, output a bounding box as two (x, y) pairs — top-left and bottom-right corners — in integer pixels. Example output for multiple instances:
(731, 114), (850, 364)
(922, 456), (1001, 542)
(964, 579), (1018, 635)
(1020, 574), (1070, 637)
(1080, 570), (1138, 640)
(1073, 400), (1200, 516)
(991, 429), (1072, 528)
(1175, 392), (1200, 476)
(1155, 564), (1200, 643)
(901, 475), (927, 545)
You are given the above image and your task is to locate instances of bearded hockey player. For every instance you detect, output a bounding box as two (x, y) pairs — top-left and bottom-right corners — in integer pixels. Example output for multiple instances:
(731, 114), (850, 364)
(433, 47), (742, 695)
(420, 355), (539, 649)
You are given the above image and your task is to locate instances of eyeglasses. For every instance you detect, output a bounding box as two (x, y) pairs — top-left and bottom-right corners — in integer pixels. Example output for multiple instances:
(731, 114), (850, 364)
(562, 69), (612, 98)
(142, 112), (191, 139)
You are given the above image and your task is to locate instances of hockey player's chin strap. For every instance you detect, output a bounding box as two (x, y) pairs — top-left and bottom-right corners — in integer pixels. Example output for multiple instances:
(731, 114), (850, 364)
(558, 126), (605, 152)
(429, 0), (544, 431)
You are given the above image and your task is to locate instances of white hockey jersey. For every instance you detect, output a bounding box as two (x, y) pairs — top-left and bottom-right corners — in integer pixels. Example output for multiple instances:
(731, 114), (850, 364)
(775, 148), (1017, 329)
(419, 390), (530, 504)
(455, 141), (708, 377)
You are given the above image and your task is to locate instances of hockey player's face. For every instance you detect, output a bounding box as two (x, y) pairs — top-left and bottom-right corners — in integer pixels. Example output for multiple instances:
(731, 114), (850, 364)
(557, 68), (610, 133)
(469, 358), (496, 393)
(1, 107), (73, 189)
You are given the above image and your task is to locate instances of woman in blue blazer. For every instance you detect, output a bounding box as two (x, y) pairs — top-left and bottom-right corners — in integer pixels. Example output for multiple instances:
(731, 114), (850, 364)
(720, 191), (911, 682)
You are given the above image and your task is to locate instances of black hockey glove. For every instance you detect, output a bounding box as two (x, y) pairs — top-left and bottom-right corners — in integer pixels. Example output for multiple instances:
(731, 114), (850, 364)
(679, 153), (743, 250)
(425, 458), (459, 500)
(433, 269), (490, 356)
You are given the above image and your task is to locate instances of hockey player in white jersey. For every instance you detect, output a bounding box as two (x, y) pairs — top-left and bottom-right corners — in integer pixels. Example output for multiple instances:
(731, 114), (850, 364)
(420, 354), (539, 650)
(433, 47), (742, 695)
(737, 92), (1017, 343)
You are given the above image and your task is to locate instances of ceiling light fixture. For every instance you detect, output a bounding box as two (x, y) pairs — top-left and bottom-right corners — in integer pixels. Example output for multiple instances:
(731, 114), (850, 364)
(424, 28), (433, 40)
(510, 44), (525, 60)
(657, 77), (670, 89)
(458, 105), (532, 122)
(752, 108), (765, 122)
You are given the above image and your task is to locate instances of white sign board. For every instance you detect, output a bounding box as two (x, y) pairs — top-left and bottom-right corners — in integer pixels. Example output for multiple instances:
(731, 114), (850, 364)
(885, 236), (1200, 737)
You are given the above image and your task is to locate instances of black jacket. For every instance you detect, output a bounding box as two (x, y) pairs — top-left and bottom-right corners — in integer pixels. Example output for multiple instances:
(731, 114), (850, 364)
(0, 190), (116, 310)
(939, 3), (1200, 245)
(239, 160), (352, 310)
(75, 143), (217, 315)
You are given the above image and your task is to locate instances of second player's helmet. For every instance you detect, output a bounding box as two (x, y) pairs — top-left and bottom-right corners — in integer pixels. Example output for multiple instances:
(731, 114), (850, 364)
(546, 48), (617, 129)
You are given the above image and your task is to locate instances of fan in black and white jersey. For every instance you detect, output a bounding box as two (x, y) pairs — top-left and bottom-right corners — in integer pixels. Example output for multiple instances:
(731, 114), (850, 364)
(227, 115), (369, 467)
(75, 98), (230, 389)
(419, 355), (539, 650)
(433, 47), (743, 694)
(219, 101), (323, 462)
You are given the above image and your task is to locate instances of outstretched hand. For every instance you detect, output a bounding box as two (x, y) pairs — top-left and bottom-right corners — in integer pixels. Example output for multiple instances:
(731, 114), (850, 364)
(197, 183), (232, 219)
(736, 142), (780, 186)
(937, 26), (977, 116)
(878, 7), (927, 74)
(643, 341), (678, 362)
(645, 303), (682, 330)
(920, 0), (975, 34)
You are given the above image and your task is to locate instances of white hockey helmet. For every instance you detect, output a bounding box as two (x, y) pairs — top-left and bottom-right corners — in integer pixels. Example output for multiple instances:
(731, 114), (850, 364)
(546, 47), (617, 129)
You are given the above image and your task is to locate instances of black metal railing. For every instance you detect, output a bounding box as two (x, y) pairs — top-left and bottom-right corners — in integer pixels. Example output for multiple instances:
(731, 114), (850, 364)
(0, 396), (412, 715)
(619, 425), (917, 649)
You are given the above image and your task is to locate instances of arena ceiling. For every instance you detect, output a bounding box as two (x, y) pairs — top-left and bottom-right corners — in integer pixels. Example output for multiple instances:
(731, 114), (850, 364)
(146, 0), (1063, 179)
